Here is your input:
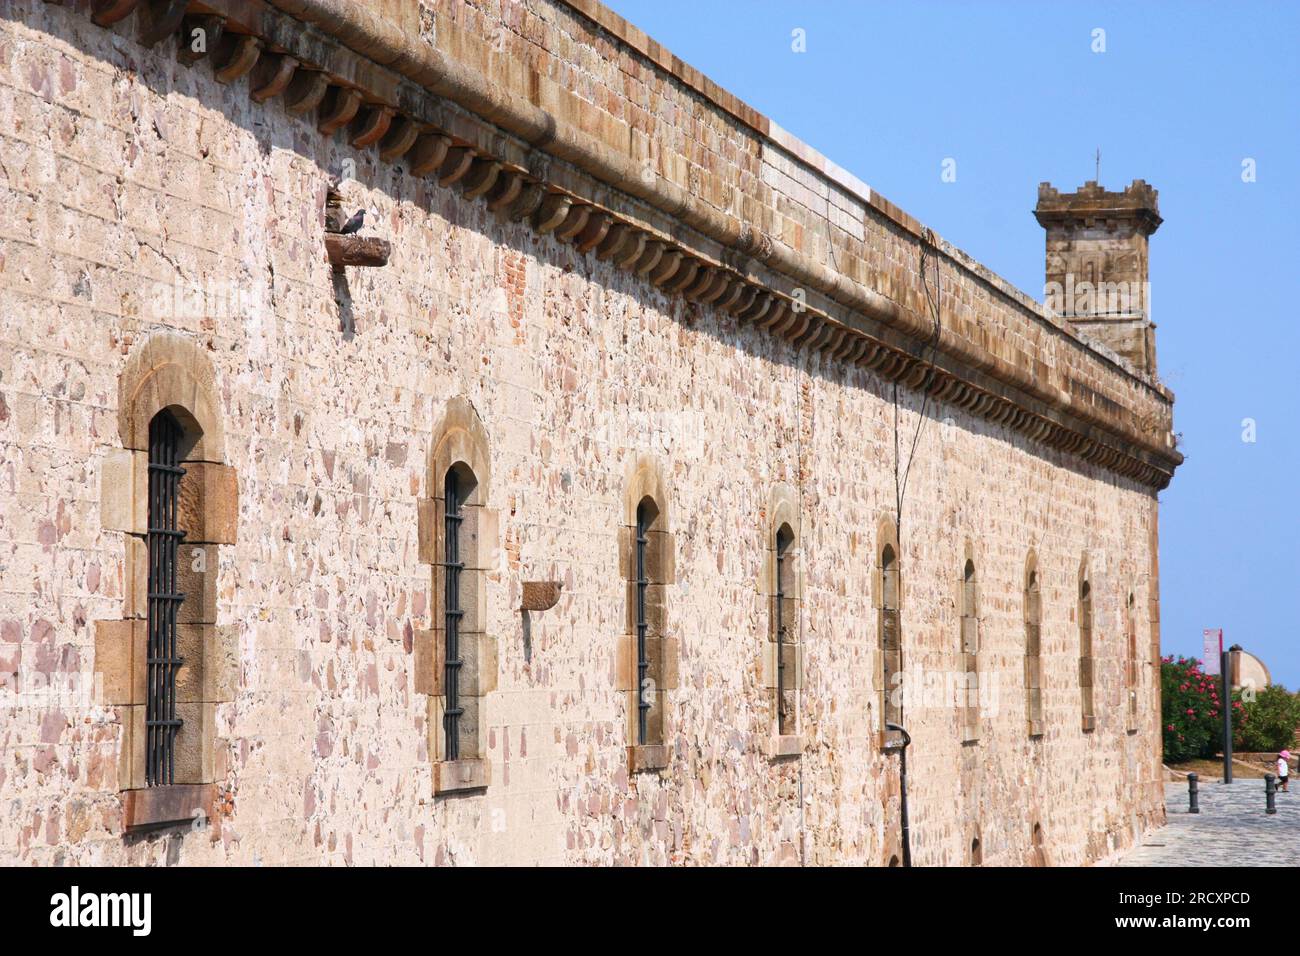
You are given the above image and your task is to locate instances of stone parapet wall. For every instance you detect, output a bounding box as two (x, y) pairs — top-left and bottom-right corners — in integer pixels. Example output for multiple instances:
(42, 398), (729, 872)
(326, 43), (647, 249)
(439, 0), (1180, 478)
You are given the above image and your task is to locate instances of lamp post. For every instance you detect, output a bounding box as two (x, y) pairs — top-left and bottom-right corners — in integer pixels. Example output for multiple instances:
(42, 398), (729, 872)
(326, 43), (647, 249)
(1204, 629), (1231, 784)
(1221, 646), (1233, 784)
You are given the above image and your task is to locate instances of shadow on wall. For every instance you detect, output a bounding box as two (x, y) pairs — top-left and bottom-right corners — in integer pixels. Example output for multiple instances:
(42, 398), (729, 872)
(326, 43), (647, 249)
(332, 269), (355, 339)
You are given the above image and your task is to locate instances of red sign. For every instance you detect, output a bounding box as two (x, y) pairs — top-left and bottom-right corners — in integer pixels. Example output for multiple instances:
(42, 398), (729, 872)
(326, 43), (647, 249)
(1202, 628), (1223, 675)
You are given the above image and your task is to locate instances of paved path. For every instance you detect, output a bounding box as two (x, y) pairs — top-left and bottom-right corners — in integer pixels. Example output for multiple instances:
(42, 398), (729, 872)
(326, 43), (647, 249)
(1118, 778), (1299, 866)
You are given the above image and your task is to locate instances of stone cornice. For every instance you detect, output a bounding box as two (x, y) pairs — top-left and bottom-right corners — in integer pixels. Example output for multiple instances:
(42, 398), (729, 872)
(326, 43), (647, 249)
(49, 0), (1183, 490)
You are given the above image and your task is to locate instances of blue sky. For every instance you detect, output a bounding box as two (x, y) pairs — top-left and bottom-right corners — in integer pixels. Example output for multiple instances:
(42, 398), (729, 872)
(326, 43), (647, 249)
(606, 0), (1300, 685)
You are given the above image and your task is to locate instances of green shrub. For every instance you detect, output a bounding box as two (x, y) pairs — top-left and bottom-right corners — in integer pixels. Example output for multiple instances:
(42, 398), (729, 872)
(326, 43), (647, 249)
(1161, 656), (1225, 762)
(1233, 684), (1300, 753)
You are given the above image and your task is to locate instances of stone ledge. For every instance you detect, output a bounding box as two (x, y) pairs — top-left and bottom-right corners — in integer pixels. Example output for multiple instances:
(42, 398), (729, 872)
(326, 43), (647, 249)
(879, 729), (907, 752)
(765, 734), (803, 760)
(433, 758), (489, 795)
(122, 783), (215, 832)
(627, 744), (669, 774)
(325, 233), (392, 269)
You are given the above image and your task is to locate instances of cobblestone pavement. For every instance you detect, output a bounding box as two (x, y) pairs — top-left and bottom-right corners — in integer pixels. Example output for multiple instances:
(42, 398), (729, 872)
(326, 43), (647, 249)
(1118, 779), (1299, 866)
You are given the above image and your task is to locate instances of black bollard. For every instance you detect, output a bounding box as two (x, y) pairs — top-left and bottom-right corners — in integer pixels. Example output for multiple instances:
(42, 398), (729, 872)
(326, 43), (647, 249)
(1188, 773), (1199, 814)
(1265, 774), (1277, 815)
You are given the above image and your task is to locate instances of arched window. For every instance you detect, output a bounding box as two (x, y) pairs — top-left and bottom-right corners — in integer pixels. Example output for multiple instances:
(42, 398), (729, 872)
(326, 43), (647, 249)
(441, 463), (477, 761)
(879, 538), (902, 745)
(1126, 591), (1138, 732)
(146, 410), (186, 786)
(416, 396), (496, 794)
(1078, 565), (1095, 732)
(959, 558), (979, 742)
(1024, 558), (1044, 736)
(774, 523), (796, 736)
(96, 332), (238, 830)
(634, 498), (654, 746)
(620, 457), (677, 774)
(761, 485), (802, 758)
(627, 494), (670, 765)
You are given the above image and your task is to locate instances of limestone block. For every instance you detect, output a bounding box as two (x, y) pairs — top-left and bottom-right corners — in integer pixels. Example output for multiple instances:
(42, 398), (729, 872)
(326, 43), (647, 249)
(413, 628), (436, 695)
(761, 640), (802, 691)
(123, 535), (148, 619)
(172, 702), (217, 785)
(177, 462), (238, 544)
(416, 497), (437, 565)
(623, 582), (668, 636)
(175, 624), (237, 704)
(176, 543), (218, 624)
(94, 619), (146, 706)
(118, 705), (145, 792)
(100, 449), (146, 534)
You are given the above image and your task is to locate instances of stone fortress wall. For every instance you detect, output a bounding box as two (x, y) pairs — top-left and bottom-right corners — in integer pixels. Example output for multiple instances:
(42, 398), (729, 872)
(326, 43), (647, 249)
(0, 0), (1177, 865)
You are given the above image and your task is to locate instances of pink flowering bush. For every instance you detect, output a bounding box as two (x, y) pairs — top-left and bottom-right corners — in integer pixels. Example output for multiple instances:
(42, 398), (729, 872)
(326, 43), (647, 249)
(1161, 655), (1225, 762)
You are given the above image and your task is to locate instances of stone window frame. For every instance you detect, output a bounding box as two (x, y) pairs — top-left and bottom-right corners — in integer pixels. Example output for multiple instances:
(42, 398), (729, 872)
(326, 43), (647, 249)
(1024, 551), (1045, 738)
(1077, 557), (1096, 733)
(1125, 588), (1139, 733)
(1030, 822), (1048, 867)
(416, 397), (498, 795)
(874, 517), (904, 750)
(616, 455), (677, 775)
(759, 483), (802, 759)
(95, 332), (238, 832)
(957, 543), (980, 744)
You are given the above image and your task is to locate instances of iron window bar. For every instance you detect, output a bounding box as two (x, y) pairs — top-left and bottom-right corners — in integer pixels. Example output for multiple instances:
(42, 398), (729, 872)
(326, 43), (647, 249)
(443, 469), (465, 761)
(635, 504), (650, 745)
(146, 412), (186, 787)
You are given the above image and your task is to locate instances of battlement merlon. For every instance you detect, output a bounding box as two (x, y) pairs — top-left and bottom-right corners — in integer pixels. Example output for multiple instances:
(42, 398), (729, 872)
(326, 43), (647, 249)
(1034, 180), (1164, 235)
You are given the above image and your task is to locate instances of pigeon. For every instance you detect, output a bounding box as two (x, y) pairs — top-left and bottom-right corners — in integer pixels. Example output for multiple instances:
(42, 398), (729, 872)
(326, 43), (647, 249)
(339, 208), (366, 235)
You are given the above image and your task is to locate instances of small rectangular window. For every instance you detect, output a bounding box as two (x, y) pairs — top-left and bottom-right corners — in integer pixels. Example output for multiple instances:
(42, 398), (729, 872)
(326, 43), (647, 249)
(1079, 579), (1095, 730)
(775, 525), (794, 735)
(1025, 568), (1044, 735)
(444, 469), (465, 760)
(635, 503), (650, 746)
(879, 544), (902, 737)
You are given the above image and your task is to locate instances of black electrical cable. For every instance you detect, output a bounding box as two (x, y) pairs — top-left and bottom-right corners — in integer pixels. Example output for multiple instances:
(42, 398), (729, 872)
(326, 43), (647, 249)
(894, 236), (944, 541)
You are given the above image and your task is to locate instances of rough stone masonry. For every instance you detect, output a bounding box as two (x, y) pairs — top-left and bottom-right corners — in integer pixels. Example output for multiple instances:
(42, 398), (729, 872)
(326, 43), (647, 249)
(0, 0), (1181, 865)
